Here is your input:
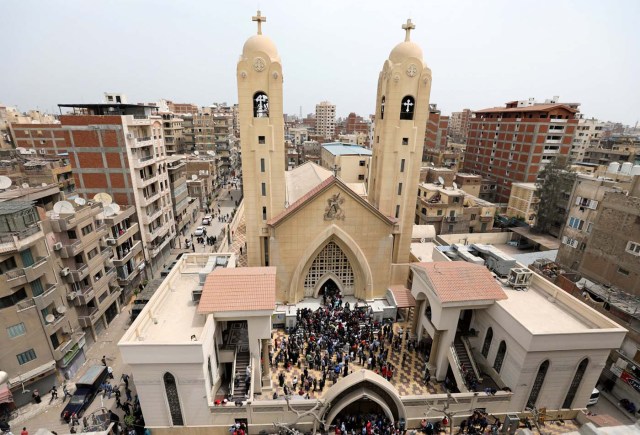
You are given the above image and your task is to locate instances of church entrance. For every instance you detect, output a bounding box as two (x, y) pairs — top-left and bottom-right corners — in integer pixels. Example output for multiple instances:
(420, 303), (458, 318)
(333, 399), (392, 431)
(304, 241), (355, 297)
(317, 278), (340, 298)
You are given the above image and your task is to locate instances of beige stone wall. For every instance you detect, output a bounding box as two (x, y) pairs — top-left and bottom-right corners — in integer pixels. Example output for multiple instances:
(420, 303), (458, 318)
(269, 183), (394, 302)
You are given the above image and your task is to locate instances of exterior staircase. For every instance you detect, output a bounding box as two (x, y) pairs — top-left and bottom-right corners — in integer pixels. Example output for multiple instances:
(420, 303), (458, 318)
(232, 351), (251, 401)
(452, 338), (483, 390)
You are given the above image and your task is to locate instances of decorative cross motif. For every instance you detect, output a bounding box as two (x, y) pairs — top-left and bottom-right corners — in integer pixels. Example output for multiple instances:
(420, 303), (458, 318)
(252, 10), (267, 35)
(330, 164), (341, 177)
(402, 18), (415, 42)
(403, 99), (414, 113)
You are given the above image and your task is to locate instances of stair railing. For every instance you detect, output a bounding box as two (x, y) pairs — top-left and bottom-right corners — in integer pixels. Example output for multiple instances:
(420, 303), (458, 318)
(230, 345), (239, 397)
(460, 336), (484, 383)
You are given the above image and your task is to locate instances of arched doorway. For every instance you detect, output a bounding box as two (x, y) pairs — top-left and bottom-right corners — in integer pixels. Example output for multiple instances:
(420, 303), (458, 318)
(304, 241), (355, 297)
(314, 275), (343, 298)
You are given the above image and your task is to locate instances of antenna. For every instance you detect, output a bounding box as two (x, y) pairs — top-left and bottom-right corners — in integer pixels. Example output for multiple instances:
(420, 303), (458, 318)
(0, 176), (12, 190)
(437, 176), (445, 186)
(194, 150), (200, 156)
(74, 197), (87, 206)
(53, 200), (75, 214)
(93, 192), (113, 205)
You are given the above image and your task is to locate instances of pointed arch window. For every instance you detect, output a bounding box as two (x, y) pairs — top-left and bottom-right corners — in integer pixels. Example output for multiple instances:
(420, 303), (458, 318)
(253, 92), (269, 118)
(380, 96), (386, 120)
(493, 340), (507, 373)
(163, 372), (184, 426)
(562, 358), (589, 409)
(400, 96), (415, 120)
(481, 327), (493, 358)
(526, 360), (550, 409)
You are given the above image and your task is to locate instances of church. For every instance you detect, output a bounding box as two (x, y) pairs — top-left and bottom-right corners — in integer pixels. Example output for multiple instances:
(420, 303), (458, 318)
(118, 12), (627, 434)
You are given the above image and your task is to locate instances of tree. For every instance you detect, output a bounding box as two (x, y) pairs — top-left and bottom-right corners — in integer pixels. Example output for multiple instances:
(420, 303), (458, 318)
(533, 157), (576, 235)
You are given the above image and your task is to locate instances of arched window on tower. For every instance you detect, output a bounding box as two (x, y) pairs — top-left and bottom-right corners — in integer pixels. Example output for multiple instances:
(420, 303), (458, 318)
(493, 340), (507, 373)
(253, 91), (269, 118)
(400, 95), (415, 120)
(380, 96), (386, 120)
(562, 358), (589, 409)
(526, 360), (550, 409)
(481, 327), (493, 358)
(163, 372), (184, 426)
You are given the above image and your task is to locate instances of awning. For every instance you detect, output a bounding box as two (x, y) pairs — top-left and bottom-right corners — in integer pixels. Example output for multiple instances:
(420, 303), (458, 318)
(388, 285), (416, 308)
(8, 360), (56, 388)
(0, 383), (14, 404)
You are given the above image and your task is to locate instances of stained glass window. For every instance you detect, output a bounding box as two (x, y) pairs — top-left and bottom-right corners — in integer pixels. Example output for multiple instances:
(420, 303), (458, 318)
(163, 372), (184, 426)
(562, 358), (588, 409)
(526, 360), (550, 409)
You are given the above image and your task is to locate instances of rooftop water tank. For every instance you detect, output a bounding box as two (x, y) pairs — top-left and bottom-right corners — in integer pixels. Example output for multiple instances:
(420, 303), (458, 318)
(631, 165), (640, 176)
(620, 162), (633, 175)
(607, 162), (620, 174)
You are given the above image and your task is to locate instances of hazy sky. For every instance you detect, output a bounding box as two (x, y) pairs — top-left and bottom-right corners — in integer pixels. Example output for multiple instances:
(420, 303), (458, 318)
(3, 0), (639, 125)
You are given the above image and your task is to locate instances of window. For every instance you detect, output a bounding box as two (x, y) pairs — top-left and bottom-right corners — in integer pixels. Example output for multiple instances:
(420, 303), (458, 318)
(359, 160), (365, 167)
(31, 278), (44, 297)
(568, 216), (584, 230)
(400, 159), (405, 173)
(586, 222), (593, 233)
(562, 359), (589, 409)
(397, 183), (403, 195)
(358, 174), (365, 181)
(261, 183), (266, 197)
(562, 236), (579, 248)
(262, 206), (267, 220)
(163, 373), (184, 426)
(81, 224), (93, 236)
(258, 135), (265, 144)
(376, 136), (379, 144)
(626, 241), (640, 256)
(0, 288), (27, 309)
(395, 205), (400, 219)
(575, 196), (598, 210)
(437, 209), (443, 216)
(380, 96), (385, 120)
(253, 91), (269, 118)
(493, 341), (507, 373)
(17, 349), (37, 365)
(481, 327), (493, 358)
(618, 267), (630, 276)
(87, 247), (99, 260)
(400, 96), (415, 120)
(0, 257), (17, 274)
(402, 137), (409, 146)
(471, 214), (477, 220)
(260, 158), (265, 172)
(7, 322), (26, 338)
(526, 360), (550, 409)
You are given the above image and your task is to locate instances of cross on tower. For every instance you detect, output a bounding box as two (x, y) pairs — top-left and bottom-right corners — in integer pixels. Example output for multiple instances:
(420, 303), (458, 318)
(402, 18), (415, 42)
(403, 99), (414, 112)
(252, 10), (267, 35)
(330, 164), (341, 177)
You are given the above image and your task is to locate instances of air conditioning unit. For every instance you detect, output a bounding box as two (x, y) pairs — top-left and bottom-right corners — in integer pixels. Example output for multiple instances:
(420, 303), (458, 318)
(67, 291), (78, 301)
(106, 238), (117, 246)
(60, 267), (71, 277)
(53, 242), (63, 251)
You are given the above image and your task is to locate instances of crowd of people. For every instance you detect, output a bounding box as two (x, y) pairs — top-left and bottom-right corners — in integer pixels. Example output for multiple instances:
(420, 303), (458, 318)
(272, 288), (420, 398)
(332, 412), (401, 435)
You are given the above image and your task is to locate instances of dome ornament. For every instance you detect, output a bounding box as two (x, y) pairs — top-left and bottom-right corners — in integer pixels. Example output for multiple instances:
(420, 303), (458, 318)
(402, 18), (415, 42)
(252, 10), (267, 35)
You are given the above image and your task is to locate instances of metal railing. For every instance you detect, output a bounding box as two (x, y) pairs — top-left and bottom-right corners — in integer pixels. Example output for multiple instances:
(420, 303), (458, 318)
(229, 346), (239, 397)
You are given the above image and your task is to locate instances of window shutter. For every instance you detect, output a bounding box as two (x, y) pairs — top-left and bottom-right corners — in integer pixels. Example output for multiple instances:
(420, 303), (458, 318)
(575, 196), (582, 205)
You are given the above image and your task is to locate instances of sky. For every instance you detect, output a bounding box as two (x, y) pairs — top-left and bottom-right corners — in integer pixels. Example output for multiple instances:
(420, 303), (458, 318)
(3, 0), (639, 125)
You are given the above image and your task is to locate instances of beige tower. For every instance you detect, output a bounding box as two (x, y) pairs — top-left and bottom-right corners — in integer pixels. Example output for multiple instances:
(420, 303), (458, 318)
(237, 11), (286, 266)
(368, 19), (432, 263)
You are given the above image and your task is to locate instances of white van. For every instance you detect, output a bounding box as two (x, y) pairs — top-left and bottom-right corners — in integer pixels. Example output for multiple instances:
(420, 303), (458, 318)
(587, 388), (600, 406)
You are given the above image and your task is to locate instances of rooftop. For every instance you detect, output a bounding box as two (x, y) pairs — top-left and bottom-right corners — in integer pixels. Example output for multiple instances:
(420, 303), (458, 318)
(475, 103), (579, 114)
(198, 267), (276, 314)
(322, 142), (373, 156)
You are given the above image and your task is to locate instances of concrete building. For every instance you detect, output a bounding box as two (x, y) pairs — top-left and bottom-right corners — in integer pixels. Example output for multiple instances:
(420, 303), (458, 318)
(11, 99), (175, 275)
(506, 182), (539, 225)
(448, 108), (472, 143)
(337, 133), (368, 147)
(46, 201), (121, 343)
(185, 158), (217, 209)
(454, 173), (483, 198)
(415, 182), (496, 234)
(315, 101), (336, 140)
(0, 154), (75, 196)
(320, 143), (372, 183)
(167, 157), (191, 237)
(569, 118), (605, 162)
(463, 98), (580, 203)
(583, 134), (640, 166)
(422, 147), (464, 170)
(288, 127), (308, 146)
(424, 104), (449, 152)
(161, 113), (185, 155)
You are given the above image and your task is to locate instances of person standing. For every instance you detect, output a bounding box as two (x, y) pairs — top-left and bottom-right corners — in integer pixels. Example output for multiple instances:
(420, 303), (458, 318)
(101, 355), (107, 366)
(107, 366), (114, 379)
(21, 428), (28, 435)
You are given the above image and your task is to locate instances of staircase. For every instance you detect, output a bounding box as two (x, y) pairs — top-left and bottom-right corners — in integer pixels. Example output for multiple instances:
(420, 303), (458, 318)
(452, 338), (483, 390)
(232, 351), (251, 401)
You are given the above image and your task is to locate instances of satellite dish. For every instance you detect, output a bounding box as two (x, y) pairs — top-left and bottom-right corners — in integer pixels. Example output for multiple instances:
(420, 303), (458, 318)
(0, 176), (12, 190)
(93, 192), (113, 205)
(74, 197), (87, 206)
(430, 162), (435, 167)
(437, 176), (445, 185)
(45, 314), (55, 323)
(191, 174), (198, 181)
(21, 183), (30, 189)
(453, 182), (458, 190)
(53, 201), (75, 214)
(103, 204), (116, 217)
(110, 203), (121, 214)
(194, 150), (200, 156)
(56, 306), (67, 314)
(207, 151), (215, 156)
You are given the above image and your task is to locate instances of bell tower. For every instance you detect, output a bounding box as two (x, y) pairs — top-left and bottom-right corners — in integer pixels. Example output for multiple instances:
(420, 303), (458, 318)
(368, 19), (432, 263)
(237, 11), (286, 267)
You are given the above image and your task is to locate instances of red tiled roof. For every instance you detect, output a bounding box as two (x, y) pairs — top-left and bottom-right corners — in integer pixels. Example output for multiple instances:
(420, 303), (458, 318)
(197, 267), (276, 314)
(474, 103), (578, 114)
(389, 285), (416, 308)
(414, 262), (507, 304)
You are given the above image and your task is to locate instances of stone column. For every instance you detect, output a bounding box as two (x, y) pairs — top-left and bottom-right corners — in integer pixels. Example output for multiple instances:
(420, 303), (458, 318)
(427, 329), (441, 371)
(261, 338), (272, 391)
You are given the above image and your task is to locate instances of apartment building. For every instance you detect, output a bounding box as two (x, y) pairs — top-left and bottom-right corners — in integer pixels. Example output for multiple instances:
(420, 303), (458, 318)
(449, 108), (472, 143)
(424, 104), (449, 152)
(463, 98), (579, 203)
(1, 105), (58, 150)
(289, 127), (309, 146)
(583, 134), (640, 166)
(423, 147), (464, 170)
(47, 201), (121, 343)
(102, 205), (144, 300)
(569, 118), (605, 162)
(166, 101), (198, 115)
(11, 99), (175, 274)
(0, 154), (75, 196)
(320, 143), (372, 184)
(0, 200), (86, 406)
(167, 157), (191, 237)
(415, 182), (496, 234)
(161, 113), (185, 155)
(192, 107), (234, 178)
(506, 182), (539, 225)
(315, 101), (336, 139)
(454, 173), (483, 198)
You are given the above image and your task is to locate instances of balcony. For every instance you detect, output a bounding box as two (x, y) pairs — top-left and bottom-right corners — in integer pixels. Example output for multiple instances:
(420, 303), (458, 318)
(142, 206), (162, 224)
(53, 332), (86, 362)
(0, 226), (43, 254)
(77, 307), (100, 328)
(149, 234), (172, 258)
(550, 118), (568, 123)
(543, 148), (560, 154)
(131, 136), (153, 149)
(115, 223), (139, 244)
(118, 266), (141, 286)
(423, 215), (444, 222)
(74, 284), (95, 305)
(444, 215), (458, 222)
(60, 239), (82, 258)
(33, 283), (57, 308)
(25, 257), (49, 282)
(69, 264), (89, 282)
(16, 298), (36, 312)
(133, 154), (156, 168)
(137, 174), (156, 189)
(545, 139), (561, 144)
(50, 214), (78, 232)
(5, 268), (27, 286)
(139, 190), (161, 207)
(113, 241), (142, 266)
(44, 313), (66, 330)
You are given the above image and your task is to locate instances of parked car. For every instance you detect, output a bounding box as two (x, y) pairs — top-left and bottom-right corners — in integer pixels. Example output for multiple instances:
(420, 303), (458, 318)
(61, 365), (108, 421)
(587, 388), (600, 406)
(203, 215), (213, 225)
(194, 226), (205, 236)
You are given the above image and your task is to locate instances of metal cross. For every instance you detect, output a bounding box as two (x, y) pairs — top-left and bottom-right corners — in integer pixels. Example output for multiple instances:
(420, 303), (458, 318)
(402, 19), (415, 42)
(252, 10), (266, 35)
(330, 164), (341, 177)
(403, 99), (414, 112)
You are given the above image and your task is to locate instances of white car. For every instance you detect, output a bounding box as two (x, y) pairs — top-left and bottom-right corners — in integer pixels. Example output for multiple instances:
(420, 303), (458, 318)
(203, 215), (213, 225)
(194, 226), (205, 236)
